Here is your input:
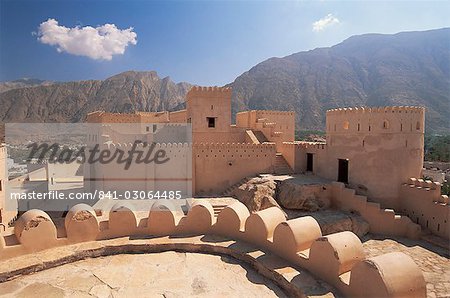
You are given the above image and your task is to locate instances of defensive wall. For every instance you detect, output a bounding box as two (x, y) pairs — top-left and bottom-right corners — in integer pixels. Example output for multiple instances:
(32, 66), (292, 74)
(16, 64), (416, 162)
(0, 201), (426, 297)
(193, 142), (277, 195)
(400, 178), (449, 239)
(0, 145), (17, 229)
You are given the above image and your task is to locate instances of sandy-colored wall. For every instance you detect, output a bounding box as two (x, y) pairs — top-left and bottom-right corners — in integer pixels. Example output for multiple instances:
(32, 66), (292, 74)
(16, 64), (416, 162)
(0, 146), (17, 229)
(193, 143), (276, 195)
(400, 178), (449, 239)
(168, 109), (187, 123)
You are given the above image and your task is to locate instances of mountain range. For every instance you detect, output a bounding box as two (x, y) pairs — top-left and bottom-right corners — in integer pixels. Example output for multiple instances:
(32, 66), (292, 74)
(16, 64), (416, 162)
(1, 28), (449, 134)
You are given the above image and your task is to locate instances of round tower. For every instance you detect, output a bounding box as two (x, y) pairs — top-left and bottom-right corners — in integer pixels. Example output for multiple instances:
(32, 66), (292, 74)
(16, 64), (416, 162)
(324, 106), (425, 209)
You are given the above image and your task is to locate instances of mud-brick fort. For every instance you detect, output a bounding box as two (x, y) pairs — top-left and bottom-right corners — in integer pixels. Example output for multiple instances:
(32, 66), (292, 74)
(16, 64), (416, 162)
(0, 86), (449, 297)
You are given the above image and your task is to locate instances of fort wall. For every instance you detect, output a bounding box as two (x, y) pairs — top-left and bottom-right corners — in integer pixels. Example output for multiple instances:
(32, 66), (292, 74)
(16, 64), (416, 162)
(400, 178), (449, 239)
(193, 143), (276, 195)
(0, 145), (17, 230)
(0, 202), (427, 297)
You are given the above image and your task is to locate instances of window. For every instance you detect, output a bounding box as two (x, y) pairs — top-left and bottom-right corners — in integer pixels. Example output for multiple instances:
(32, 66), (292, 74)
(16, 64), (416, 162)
(146, 126), (150, 132)
(357, 123), (360, 131)
(343, 121), (349, 130)
(207, 117), (216, 128)
(416, 121), (421, 130)
(211, 105), (214, 110)
(383, 120), (389, 129)
(0, 180), (2, 191)
(187, 118), (191, 123)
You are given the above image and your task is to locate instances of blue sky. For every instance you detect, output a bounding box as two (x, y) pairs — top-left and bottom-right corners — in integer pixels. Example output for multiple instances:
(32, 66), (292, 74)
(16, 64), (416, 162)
(0, 0), (449, 85)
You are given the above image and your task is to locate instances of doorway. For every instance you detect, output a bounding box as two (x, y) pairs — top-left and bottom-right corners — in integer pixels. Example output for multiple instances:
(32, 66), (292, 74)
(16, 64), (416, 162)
(306, 153), (313, 172)
(338, 159), (349, 184)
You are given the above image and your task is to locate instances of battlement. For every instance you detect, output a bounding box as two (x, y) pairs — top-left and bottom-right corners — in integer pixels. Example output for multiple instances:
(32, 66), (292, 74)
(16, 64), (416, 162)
(0, 202), (426, 297)
(283, 141), (326, 150)
(400, 177), (449, 239)
(193, 142), (276, 150)
(236, 110), (295, 117)
(187, 86), (232, 98)
(326, 106), (425, 115)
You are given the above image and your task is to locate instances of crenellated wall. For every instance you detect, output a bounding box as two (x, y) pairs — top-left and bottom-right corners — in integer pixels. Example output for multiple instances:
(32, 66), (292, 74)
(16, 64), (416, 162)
(0, 202), (427, 297)
(400, 178), (449, 239)
(193, 142), (277, 195)
(330, 182), (421, 239)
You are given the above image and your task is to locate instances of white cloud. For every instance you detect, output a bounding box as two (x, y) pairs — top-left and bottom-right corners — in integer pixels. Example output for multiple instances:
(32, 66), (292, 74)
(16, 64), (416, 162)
(312, 14), (340, 32)
(37, 18), (137, 60)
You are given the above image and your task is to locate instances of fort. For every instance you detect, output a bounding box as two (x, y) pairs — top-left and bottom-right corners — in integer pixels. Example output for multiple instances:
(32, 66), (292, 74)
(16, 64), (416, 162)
(0, 86), (448, 297)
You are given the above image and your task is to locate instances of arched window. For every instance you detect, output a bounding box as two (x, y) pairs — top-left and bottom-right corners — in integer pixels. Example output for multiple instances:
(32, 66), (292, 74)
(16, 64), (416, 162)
(383, 120), (389, 129)
(357, 123), (360, 131)
(416, 121), (421, 130)
(343, 121), (349, 130)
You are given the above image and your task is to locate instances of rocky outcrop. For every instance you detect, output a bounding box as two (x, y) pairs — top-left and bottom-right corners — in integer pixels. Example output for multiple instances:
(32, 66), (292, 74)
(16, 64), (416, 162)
(229, 177), (284, 213)
(276, 179), (330, 211)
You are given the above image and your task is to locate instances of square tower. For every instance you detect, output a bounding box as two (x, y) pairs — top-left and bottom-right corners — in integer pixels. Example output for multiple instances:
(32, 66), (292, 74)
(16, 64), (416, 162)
(186, 86), (232, 136)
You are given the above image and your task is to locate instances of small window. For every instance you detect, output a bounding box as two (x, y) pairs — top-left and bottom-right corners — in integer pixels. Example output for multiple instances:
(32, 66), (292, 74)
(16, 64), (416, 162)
(207, 117), (216, 128)
(416, 121), (420, 130)
(400, 123), (403, 131)
(211, 105), (214, 110)
(187, 118), (191, 123)
(343, 121), (349, 130)
(383, 120), (389, 129)
(146, 126), (150, 132)
(357, 123), (360, 131)
(0, 180), (2, 191)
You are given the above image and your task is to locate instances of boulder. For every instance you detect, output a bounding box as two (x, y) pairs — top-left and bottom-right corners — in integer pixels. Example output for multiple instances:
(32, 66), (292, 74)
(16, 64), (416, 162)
(276, 179), (330, 211)
(230, 177), (284, 214)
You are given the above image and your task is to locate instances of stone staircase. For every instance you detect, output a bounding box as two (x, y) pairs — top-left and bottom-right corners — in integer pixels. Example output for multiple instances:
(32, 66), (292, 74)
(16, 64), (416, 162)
(253, 130), (269, 143)
(274, 153), (293, 175)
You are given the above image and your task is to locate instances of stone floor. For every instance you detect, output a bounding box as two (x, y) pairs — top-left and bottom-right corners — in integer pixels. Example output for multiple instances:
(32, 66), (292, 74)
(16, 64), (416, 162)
(362, 234), (450, 298)
(0, 252), (287, 297)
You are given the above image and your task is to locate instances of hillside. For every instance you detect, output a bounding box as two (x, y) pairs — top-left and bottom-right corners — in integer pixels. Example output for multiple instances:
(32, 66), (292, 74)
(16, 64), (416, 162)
(230, 28), (450, 133)
(0, 71), (192, 123)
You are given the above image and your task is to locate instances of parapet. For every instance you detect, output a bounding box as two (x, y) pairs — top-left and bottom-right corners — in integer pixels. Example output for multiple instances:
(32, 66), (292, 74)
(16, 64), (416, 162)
(0, 203), (427, 297)
(187, 86), (232, 99)
(326, 106), (425, 115)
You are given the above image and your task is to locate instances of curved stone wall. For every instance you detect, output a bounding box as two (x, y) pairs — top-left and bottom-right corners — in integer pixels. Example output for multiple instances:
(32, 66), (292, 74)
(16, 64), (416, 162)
(0, 201), (426, 297)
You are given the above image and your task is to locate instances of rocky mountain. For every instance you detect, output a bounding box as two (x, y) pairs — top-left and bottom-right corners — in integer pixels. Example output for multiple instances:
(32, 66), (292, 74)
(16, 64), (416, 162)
(0, 71), (192, 123)
(0, 78), (53, 93)
(1, 28), (448, 134)
(229, 28), (450, 133)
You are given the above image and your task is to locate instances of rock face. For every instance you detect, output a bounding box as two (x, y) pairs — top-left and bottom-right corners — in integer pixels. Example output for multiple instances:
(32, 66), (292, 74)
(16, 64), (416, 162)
(276, 180), (330, 211)
(230, 28), (450, 134)
(229, 177), (284, 213)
